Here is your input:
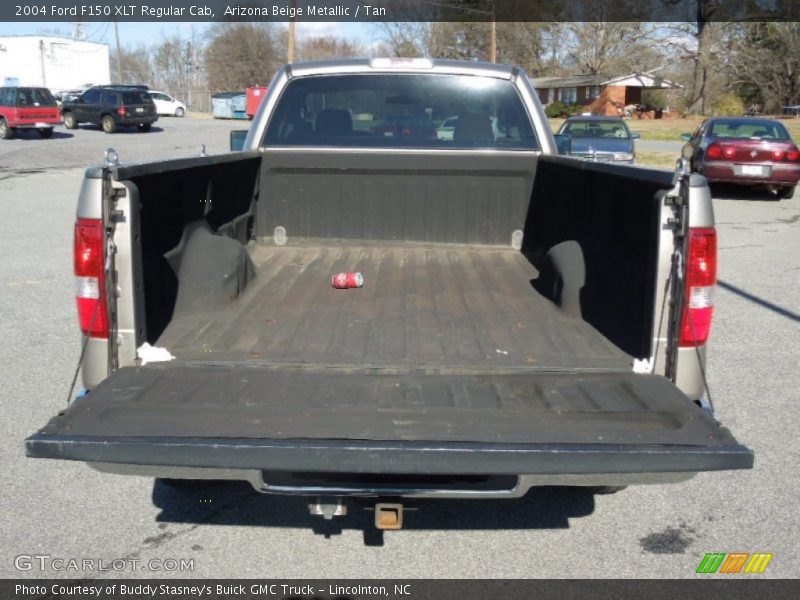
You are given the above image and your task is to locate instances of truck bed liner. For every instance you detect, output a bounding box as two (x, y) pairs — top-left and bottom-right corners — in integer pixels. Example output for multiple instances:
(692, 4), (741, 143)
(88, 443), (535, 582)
(158, 244), (631, 371)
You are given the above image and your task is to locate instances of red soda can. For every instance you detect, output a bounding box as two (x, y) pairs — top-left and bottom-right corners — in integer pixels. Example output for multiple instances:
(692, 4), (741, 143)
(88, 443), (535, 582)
(331, 272), (364, 289)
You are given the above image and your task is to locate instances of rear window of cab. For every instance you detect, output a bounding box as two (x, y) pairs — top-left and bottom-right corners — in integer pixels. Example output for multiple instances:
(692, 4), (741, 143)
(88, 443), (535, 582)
(263, 73), (539, 150)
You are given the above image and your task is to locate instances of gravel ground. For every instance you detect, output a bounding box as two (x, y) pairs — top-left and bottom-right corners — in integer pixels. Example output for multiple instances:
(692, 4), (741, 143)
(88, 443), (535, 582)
(0, 120), (798, 579)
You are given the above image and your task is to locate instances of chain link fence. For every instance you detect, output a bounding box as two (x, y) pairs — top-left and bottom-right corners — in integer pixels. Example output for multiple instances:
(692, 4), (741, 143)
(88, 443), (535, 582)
(162, 87), (214, 114)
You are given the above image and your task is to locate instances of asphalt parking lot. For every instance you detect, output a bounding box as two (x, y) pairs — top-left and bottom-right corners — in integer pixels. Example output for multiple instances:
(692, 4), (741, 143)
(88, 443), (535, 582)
(0, 118), (798, 579)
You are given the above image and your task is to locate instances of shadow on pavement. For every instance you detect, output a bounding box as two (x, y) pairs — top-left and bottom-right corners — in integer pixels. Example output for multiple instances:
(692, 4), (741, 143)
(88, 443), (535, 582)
(152, 481), (596, 545)
(72, 125), (165, 134)
(718, 280), (800, 323)
(6, 130), (73, 140)
(709, 183), (788, 201)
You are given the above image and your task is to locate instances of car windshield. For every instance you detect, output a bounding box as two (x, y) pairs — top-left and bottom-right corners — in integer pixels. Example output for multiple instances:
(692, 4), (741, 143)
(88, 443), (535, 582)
(709, 120), (790, 140)
(16, 88), (57, 107)
(560, 120), (630, 139)
(263, 73), (538, 149)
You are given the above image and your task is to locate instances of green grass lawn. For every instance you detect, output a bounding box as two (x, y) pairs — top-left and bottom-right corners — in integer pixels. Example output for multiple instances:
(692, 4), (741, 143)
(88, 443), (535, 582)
(635, 151), (681, 169)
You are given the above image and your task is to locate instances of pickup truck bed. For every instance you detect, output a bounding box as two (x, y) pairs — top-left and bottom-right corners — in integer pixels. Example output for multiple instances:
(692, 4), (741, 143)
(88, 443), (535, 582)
(28, 232), (750, 478)
(27, 148), (753, 487)
(159, 243), (629, 371)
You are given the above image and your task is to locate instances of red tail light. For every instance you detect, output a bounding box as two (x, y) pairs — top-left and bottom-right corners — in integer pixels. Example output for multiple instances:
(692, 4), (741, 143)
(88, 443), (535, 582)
(722, 146), (736, 159)
(679, 227), (717, 347)
(772, 149), (785, 161)
(74, 218), (109, 338)
(117, 106), (127, 117)
(706, 144), (722, 159)
(787, 148), (800, 161)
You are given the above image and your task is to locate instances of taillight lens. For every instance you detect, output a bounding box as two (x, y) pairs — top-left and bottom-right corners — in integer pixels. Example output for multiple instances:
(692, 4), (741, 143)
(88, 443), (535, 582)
(117, 106), (127, 116)
(786, 148), (800, 161)
(74, 218), (109, 338)
(772, 149), (785, 161)
(722, 146), (736, 159)
(679, 227), (717, 347)
(706, 144), (722, 159)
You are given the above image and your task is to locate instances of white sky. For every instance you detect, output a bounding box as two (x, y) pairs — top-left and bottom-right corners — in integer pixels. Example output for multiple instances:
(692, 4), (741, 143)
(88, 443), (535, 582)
(0, 21), (374, 47)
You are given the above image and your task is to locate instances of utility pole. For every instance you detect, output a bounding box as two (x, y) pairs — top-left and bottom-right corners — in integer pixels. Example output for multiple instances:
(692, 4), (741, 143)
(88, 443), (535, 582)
(39, 40), (47, 87)
(113, 19), (122, 83)
(490, 4), (496, 63)
(287, 0), (296, 64)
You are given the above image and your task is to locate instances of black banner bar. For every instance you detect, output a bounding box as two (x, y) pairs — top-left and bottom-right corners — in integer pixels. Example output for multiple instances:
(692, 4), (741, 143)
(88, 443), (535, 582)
(4, 580), (800, 600)
(3, 0), (800, 23)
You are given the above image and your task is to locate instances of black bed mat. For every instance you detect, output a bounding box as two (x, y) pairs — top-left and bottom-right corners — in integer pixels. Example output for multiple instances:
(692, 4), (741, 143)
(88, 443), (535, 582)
(156, 245), (631, 371)
(26, 363), (752, 475)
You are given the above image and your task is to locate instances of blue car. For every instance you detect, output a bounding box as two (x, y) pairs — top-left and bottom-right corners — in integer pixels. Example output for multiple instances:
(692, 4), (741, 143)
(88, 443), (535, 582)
(557, 116), (640, 163)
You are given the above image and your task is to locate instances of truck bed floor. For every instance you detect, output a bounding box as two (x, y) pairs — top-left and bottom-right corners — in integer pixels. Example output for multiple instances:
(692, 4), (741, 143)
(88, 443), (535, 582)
(158, 244), (631, 372)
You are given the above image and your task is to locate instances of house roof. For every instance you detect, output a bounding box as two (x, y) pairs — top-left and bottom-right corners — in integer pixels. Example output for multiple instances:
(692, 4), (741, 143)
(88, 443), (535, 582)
(531, 72), (682, 90)
(531, 74), (607, 89)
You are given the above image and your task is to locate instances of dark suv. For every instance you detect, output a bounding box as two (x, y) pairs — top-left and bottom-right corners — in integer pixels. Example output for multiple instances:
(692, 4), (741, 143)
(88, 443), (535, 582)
(62, 85), (157, 133)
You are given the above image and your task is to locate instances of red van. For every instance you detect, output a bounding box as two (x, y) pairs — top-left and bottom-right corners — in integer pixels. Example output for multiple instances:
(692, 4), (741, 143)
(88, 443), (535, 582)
(0, 86), (62, 139)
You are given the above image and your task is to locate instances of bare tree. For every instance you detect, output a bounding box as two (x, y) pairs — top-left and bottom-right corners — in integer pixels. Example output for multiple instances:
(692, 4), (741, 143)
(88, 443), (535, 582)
(727, 22), (800, 111)
(205, 23), (283, 91)
(298, 35), (365, 61)
(151, 35), (194, 91)
(110, 45), (154, 85)
(376, 22), (437, 57)
(563, 22), (655, 75)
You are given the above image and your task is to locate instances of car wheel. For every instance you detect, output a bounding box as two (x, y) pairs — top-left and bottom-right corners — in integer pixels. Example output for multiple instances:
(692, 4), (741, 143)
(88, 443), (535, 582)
(175, 107), (185, 118)
(778, 185), (795, 200)
(0, 118), (14, 139)
(38, 128), (54, 139)
(63, 112), (78, 129)
(138, 123), (152, 132)
(101, 115), (117, 134)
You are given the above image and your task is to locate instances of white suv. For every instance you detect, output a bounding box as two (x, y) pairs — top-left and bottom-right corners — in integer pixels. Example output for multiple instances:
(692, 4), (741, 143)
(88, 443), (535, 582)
(147, 91), (186, 117)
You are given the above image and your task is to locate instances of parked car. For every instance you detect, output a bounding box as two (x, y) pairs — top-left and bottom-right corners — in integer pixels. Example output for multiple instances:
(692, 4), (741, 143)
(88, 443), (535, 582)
(54, 89), (86, 107)
(0, 86), (61, 139)
(681, 117), (799, 199)
(556, 116), (639, 163)
(26, 59), (752, 526)
(437, 115), (502, 141)
(148, 91), (186, 117)
(61, 85), (158, 133)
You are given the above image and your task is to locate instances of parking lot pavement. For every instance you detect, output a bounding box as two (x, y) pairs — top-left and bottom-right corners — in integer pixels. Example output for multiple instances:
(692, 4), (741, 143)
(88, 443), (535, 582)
(0, 124), (798, 578)
(636, 140), (684, 153)
(0, 115), (244, 174)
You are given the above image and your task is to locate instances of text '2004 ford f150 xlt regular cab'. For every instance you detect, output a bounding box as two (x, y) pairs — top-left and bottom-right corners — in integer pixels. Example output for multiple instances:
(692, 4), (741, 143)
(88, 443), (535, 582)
(26, 59), (752, 524)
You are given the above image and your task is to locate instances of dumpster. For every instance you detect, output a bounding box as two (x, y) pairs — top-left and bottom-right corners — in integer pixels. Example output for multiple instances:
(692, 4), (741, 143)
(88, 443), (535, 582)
(246, 86), (268, 119)
(212, 92), (244, 119)
(231, 94), (248, 119)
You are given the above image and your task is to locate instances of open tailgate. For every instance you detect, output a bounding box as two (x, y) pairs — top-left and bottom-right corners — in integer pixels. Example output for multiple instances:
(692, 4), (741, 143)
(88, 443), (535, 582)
(26, 364), (752, 475)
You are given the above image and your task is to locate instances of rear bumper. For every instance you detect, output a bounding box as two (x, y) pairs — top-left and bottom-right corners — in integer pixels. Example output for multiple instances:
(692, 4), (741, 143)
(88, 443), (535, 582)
(26, 434), (753, 489)
(88, 461), (700, 498)
(11, 121), (60, 129)
(117, 116), (157, 126)
(701, 161), (800, 185)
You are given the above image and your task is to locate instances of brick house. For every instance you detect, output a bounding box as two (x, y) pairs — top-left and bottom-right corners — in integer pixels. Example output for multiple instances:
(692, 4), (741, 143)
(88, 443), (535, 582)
(531, 72), (682, 117)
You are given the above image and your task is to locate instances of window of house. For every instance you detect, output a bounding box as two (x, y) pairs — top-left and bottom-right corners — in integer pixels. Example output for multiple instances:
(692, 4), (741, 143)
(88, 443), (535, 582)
(560, 87), (577, 104)
(587, 86), (601, 100)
